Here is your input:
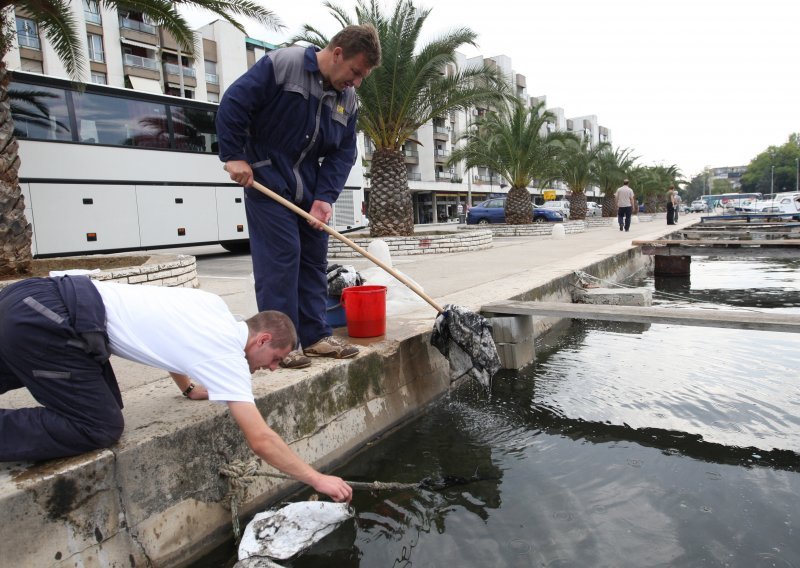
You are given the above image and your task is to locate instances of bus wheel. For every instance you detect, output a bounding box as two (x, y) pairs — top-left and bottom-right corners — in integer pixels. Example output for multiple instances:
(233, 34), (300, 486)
(221, 241), (251, 254)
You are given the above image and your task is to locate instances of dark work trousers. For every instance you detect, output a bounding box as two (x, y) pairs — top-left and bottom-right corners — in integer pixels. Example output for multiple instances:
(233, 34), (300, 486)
(666, 203), (676, 225)
(617, 206), (632, 231)
(245, 187), (331, 348)
(0, 279), (124, 461)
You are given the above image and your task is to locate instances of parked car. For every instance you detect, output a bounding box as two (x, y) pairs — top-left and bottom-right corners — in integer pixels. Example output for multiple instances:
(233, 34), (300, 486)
(690, 199), (707, 212)
(541, 200), (571, 219)
(586, 202), (602, 217)
(466, 198), (564, 224)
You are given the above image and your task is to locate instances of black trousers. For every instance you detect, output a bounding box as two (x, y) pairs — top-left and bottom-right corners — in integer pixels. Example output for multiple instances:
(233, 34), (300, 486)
(0, 278), (123, 461)
(666, 203), (675, 225)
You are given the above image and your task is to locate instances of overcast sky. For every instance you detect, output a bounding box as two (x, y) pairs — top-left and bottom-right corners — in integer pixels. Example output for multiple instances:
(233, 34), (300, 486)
(183, 0), (799, 179)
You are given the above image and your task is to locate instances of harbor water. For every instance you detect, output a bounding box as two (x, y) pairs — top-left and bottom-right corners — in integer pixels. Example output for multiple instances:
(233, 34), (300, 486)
(205, 256), (800, 567)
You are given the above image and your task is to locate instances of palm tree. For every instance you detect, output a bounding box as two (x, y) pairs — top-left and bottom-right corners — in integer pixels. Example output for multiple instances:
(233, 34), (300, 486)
(294, 0), (509, 236)
(596, 146), (636, 217)
(628, 164), (683, 213)
(554, 135), (609, 220)
(448, 99), (566, 224)
(0, 1), (281, 277)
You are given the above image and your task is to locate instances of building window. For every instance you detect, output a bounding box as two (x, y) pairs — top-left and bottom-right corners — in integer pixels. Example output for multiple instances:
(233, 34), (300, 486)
(87, 33), (105, 63)
(206, 92), (220, 103)
(16, 17), (40, 49)
(90, 71), (107, 85)
(204, 60), (219, 84)
(84, 0), (102, 24)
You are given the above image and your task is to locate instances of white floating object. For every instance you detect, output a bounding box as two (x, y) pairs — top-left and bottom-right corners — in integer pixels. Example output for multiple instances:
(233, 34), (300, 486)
(238, 501), (353, 561)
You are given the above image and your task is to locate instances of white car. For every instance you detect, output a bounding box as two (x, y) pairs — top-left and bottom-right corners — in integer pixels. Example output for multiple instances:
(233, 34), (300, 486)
(586, 202), (602, 217)
(771, 192), (800, 214)
(690, 200), (707, 212)
(542, 200), (570, 219)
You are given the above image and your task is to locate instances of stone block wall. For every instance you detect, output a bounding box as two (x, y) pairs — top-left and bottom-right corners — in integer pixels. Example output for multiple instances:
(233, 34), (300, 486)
(0, 254), (199, 291)
(91, 255), (199, 288)
(328, 230), (492, 258)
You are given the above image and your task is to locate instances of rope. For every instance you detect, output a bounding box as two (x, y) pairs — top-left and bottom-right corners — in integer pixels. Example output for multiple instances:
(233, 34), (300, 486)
(218, 458), (420, 542)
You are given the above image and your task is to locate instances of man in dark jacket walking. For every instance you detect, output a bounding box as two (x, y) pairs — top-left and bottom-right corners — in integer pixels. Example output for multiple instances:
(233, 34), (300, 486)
(217, 25), (381, 369)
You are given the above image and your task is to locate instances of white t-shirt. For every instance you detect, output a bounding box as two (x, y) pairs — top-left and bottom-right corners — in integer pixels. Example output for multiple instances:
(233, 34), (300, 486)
(615, 185), (635, 208)
(93, 281), (254, 403)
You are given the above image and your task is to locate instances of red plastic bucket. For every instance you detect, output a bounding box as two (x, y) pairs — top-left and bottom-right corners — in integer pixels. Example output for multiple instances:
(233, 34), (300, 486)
(340, 285), (387, 338)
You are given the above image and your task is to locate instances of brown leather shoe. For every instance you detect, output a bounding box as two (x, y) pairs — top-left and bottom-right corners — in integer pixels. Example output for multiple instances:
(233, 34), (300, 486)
(279, 349), (312, 369)
(304, 336), (359, 359)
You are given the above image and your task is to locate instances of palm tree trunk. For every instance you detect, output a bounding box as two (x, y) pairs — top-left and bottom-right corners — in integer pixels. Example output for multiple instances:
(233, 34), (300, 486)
(368, 148), (414, 237)
(505, 185), (532, 224)
(0, 62), (33, 277)
(602, 193), (616, 217)
(570, 192), (587, 220)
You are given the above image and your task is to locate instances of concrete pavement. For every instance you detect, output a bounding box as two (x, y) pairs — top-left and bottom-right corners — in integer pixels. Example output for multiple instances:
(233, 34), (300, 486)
(0, 212), (699, 567)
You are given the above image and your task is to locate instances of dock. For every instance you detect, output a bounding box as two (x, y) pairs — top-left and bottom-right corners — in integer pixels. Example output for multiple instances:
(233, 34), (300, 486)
(482, 300), (800, 334)
(633, 239), (800, 258)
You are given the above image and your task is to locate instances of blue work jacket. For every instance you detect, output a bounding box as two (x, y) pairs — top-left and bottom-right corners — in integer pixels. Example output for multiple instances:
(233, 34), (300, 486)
(216, 45), (359, 207)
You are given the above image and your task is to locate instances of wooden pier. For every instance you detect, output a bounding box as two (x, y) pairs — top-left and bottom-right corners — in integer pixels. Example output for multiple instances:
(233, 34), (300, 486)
(633, 239), (800, 258)
(482, 300), (800, 334)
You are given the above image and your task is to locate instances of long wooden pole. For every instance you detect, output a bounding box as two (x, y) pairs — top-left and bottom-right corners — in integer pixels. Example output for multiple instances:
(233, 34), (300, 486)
(250, 181), (444, 314)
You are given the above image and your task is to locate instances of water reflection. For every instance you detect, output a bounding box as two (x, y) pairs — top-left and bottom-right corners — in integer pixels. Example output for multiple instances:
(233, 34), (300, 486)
(206, 258), (800, 567)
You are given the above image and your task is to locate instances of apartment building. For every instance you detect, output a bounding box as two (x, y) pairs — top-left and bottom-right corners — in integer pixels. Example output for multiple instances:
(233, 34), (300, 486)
(8, 2), (611, 225)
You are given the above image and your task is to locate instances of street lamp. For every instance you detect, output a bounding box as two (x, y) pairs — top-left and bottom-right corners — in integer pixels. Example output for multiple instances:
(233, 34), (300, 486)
(796, 158), (799, 192)
(771, 165), (775, 197)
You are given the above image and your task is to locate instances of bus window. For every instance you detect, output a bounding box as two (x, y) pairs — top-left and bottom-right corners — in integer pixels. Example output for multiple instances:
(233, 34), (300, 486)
(73, 91), (169, 148)
(10, 84), (72, 141)
(171, 106), (217, 153)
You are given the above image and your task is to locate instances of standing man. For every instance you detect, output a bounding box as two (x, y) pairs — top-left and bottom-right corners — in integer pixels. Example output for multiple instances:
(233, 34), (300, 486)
(0, 276), (352, 503)
(666, 185), (677, 225)
(217, 26), (382, 369)
(615, 179), (635, 232)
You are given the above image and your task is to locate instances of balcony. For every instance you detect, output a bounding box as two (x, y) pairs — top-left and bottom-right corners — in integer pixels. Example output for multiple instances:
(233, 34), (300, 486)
(119, 17), (156, 35)
(403, 148), (419, 164)
(205, 73), (219, 85)
(18, 35), (40, 49)
(124, 53), (159, 71)
(407, 172), (421, 181)
(85, 11), (102, 25)
(432, 125), (449, 141)
(435, 171), (452, 181)
(473, 174), (498, 184)
(434, 149), (449, 163)
(164, 63), (196, 78)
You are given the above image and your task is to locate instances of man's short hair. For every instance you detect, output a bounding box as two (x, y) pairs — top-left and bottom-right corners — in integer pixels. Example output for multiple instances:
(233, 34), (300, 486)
(246, 311), (297, 350)
(329, 24), (381, 68)
(623, 179), (629, 184)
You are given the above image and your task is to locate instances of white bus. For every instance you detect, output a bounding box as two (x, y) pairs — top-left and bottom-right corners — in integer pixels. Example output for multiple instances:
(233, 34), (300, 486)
(11, 71), (367, 257)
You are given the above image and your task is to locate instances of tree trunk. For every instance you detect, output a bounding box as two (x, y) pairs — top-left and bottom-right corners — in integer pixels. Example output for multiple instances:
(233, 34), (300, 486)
(0, 62), (33, 277)
(368, 148), (414, 237)
(602, 193), (616, 217)
(570, 191), (587, 220)
(505, 185), (532, 224)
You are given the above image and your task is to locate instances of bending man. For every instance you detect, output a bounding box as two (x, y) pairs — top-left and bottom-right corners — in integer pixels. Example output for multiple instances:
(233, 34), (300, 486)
(0, 276), (352, 503)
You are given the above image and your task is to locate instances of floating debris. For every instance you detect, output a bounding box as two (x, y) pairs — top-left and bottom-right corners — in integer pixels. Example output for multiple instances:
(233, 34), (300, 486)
(237, 501), (354, 562)
(431, 304), (501, 388)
